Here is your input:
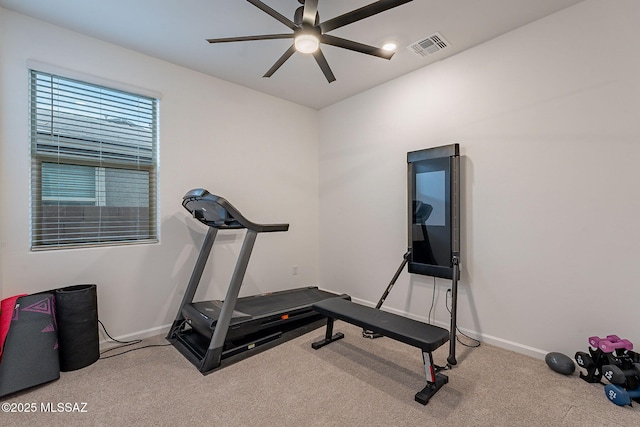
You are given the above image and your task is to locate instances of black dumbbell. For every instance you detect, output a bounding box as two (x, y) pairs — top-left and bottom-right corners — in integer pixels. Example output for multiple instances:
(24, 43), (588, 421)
(575, 351), (595, 369)
(602, 364), (640, 386)
(576, 351), (602, 382)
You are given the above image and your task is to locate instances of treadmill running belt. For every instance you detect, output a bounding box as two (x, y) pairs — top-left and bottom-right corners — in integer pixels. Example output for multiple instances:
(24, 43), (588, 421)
(234, 288), (338, 316)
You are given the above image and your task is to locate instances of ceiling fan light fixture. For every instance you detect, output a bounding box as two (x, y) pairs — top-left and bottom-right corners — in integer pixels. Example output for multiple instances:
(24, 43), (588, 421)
(382, 42), (397, 52)
(295, 33), (320, 54)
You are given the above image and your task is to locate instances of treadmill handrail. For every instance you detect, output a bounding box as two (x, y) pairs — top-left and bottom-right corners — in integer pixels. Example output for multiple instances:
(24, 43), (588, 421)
(182, 188), (289, 233)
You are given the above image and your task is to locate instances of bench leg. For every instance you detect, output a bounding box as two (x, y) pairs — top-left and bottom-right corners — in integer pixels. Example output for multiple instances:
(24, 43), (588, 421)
(415, 351), (448, 405)
(311, 317), (345, 349)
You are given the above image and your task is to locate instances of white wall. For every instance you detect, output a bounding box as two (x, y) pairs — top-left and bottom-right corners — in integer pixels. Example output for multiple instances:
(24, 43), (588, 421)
(318, 0), (640, 359)
(0, 9), (320, 340)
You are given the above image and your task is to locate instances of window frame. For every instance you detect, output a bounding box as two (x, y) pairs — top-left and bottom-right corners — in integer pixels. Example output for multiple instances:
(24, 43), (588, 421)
(29, 69), (160, 250)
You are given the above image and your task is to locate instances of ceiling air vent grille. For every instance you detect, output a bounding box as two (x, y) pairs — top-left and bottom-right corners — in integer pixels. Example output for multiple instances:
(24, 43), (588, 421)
(408, 32), (449, 57)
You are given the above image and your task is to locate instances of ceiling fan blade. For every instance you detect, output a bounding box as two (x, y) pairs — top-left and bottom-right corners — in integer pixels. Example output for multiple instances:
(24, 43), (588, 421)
(312, 48), (336, 83)
(263, 45), (297, 78)
(319, 0), (412, 33)
(247, 0), (297, 30)
(302, 0), (319, 26)
(321, 34), (394, 59)
(207, 34), (293, 44)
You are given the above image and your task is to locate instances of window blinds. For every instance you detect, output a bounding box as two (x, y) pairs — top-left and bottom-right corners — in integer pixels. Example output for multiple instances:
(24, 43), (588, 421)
(30, 70), (158, 249)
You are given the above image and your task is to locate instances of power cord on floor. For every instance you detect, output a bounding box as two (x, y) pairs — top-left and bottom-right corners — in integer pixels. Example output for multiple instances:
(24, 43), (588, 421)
(446, 289), (481, 348)
(98, 319), (172, 359)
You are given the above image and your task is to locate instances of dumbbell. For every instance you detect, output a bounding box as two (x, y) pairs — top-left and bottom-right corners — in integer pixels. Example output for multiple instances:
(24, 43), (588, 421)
(589, 335), (621, 348)
(575, 351), (603, 382)
(602, 364), (640, 386)
(604, 383), (640, 406)
(599, 338), (633, 353)
(589, 335), (633, 353)
(575, 351), (595, 370)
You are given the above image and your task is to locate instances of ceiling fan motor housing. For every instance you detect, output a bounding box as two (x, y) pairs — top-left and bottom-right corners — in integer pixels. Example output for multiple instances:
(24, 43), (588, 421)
(294, 5), (319, 27)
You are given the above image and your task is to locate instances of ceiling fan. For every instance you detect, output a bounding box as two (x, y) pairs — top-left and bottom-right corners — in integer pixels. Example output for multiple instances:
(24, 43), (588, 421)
(206, 0), (413, 83)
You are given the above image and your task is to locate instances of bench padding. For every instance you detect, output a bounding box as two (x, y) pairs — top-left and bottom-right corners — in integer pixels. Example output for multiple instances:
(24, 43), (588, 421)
(312, 298), (449, 352)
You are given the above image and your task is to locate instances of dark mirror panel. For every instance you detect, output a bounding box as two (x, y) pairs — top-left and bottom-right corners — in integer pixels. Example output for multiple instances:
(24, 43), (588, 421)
(407, 144), (459, 279)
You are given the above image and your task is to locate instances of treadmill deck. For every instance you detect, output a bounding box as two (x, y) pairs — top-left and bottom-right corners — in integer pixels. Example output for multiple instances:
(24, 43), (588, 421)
(170, 286), (350, 373)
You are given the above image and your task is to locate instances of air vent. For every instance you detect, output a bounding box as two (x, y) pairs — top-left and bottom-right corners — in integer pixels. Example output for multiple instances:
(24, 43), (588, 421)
(408, 32), (450, 57)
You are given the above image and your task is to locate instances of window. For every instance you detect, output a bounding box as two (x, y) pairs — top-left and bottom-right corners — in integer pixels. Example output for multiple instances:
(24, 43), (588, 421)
(30, 70), (158, 249)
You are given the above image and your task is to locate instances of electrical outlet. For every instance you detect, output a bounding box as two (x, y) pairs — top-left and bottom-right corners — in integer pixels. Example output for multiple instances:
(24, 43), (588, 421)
(292, 265), (298, 276)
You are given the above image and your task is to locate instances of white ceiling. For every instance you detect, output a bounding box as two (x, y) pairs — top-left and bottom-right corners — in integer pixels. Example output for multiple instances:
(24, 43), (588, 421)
(0, 0), (584, 109)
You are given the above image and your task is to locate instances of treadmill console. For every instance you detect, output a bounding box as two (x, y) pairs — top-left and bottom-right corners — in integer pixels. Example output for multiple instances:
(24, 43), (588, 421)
(181, 188), (289, 233)
(183, 189), (243, 229)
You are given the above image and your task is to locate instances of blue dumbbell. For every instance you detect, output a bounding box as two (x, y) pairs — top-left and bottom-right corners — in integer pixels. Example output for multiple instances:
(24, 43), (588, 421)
(605, 383), (640, 406)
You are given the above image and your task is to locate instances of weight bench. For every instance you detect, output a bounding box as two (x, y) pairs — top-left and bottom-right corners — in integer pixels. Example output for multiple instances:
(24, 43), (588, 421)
(311, 297), (450, 405)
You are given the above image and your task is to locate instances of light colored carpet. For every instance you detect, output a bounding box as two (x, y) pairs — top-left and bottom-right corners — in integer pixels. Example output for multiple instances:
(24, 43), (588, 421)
(2, 322), (639, 426)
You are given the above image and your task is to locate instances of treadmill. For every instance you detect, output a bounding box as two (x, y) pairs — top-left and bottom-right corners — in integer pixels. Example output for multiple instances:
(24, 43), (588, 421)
(167, 189), (349, 374)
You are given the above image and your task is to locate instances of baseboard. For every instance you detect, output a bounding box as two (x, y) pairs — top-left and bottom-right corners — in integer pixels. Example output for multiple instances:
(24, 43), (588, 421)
(99, 323), (172, 350)
(475, 333), (547, 359)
